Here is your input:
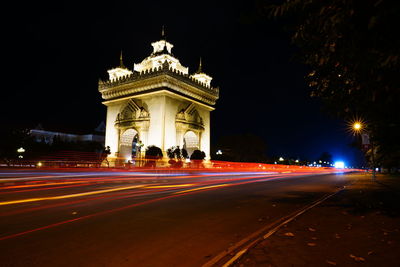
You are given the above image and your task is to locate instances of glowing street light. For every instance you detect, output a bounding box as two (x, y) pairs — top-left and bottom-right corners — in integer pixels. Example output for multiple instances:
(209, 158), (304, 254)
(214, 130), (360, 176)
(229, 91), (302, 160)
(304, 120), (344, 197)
(348, 119), (376, 180)
(279, 157), (284, 161)
(353, 121), (363, 133)
(17, 147), (25, 159)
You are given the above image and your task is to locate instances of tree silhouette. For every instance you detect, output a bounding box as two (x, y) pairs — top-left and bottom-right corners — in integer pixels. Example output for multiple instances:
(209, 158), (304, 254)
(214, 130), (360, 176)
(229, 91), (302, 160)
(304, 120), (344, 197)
(268, 0), (400, 169)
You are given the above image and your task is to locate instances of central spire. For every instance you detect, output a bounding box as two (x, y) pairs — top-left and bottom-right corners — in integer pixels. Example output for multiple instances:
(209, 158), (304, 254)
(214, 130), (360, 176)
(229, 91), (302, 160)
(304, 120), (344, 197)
(134, 29), (188, 75)
(196, 57), (203, 73)
(119, 50), (126, 68)
(150, 26), (173, 55)
(161, 25), (166, 40)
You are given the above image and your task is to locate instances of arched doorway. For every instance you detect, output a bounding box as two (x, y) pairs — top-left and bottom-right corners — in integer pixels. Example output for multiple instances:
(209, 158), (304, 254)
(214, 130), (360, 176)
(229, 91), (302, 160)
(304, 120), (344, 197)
(119, 129), (139, 162)
(183, 131), (199, 157)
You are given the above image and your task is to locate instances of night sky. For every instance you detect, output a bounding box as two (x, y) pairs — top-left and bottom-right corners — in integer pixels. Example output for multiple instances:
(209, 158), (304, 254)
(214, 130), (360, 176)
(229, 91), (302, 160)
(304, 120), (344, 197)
(2, 1), (364, 166)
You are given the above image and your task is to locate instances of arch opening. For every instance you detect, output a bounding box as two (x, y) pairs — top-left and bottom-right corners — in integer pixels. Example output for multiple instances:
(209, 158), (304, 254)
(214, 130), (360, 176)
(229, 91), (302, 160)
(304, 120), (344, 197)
(183, 131), (199, 157)
(119, 129), (139, 162)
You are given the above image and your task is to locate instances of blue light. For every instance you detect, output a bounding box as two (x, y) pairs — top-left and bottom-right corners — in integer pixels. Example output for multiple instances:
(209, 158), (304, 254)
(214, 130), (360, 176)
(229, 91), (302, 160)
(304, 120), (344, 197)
(334, 161), (345, 169)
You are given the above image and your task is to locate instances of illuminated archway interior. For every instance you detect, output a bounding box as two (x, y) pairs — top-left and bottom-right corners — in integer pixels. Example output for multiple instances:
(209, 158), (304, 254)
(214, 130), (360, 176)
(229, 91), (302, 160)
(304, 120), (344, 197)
(183, 131), (199, 157)
(119, 129), (138, 162)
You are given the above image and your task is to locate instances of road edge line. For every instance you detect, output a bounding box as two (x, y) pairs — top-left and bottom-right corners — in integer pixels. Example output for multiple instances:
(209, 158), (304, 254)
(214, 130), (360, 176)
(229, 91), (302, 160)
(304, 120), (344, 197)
(203, 184), (349, 267)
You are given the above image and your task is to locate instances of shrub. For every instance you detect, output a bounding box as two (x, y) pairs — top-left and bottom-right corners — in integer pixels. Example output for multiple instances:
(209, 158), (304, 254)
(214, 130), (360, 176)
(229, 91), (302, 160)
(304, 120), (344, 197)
(145, 145), (163, 159)
(190, 150), (206, 160)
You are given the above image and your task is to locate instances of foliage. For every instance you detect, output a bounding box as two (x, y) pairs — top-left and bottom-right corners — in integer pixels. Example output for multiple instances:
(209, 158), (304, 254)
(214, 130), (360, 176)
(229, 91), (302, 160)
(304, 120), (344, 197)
(144, 145), (163, 168)
(181, 148), (188, 159)
(0, 128), (32, 165)
(267, 0), (400, 168)
(190, 150), (206, 160)
(166, 146), (188, 168)
(318, 152), (333, 167)
(166, 146), (188, 160)
(213, 134), (267, 163)
(50, 136), (104, 154)
(0, 127), (106, 166)
(145, 145), (163, 159)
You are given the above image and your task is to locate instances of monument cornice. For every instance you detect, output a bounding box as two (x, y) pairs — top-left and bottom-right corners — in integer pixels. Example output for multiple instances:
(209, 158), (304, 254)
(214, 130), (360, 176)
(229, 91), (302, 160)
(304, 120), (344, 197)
(102, 90), (215, 111)
(98, 64), (219, 106)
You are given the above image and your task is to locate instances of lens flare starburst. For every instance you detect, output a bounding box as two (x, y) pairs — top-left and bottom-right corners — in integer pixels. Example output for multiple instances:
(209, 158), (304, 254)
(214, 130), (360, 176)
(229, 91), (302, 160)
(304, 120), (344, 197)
(347, 117), (366, 135)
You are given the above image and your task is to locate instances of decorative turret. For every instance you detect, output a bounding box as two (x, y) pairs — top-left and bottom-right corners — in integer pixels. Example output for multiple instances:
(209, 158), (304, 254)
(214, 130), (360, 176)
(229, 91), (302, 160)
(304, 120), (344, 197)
(134, 27), (188, 74)
(99, 30), (219, 106)
(190, 58), (213, 87)
(107, 51), (133, 82)
(151, 27), (173, 55)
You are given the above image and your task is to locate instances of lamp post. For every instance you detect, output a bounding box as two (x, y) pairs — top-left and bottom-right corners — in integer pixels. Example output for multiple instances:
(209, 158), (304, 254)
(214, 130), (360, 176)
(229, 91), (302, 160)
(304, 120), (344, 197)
(17, 147), (25, 158)
(352, 121), (376, 180)
(17, 147), (25, 167)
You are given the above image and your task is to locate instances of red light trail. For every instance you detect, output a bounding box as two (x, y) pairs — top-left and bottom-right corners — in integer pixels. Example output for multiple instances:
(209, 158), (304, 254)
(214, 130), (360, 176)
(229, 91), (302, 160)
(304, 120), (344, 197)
(0, 162), (359, 241)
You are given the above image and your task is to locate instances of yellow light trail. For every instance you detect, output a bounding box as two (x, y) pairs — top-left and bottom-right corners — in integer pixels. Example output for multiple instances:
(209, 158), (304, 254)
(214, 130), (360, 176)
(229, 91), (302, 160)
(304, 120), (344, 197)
(0, 185), (146, 206)
(174, 184), (228, 194)
(1, 181), (89, 190)
(144, 184), (194, 189)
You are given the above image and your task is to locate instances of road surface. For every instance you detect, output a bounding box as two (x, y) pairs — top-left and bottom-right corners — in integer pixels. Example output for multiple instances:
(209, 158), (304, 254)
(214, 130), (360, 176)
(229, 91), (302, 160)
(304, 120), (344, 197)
(0, 168), (354, 266)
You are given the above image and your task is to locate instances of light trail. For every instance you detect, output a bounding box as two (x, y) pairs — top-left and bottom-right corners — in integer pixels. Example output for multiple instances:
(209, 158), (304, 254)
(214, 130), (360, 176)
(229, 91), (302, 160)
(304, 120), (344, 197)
(0, 171), (192, 183)
(0, 184), (146, 206)
(0, 179), (253, 241)
(0, 173), (305, 241)
(173, 184), (228, 194)
(0, 183), (94, 195)
(145, 184), (194, 189)
(0, 180), (90, 190)
(0, 166), (359, 242)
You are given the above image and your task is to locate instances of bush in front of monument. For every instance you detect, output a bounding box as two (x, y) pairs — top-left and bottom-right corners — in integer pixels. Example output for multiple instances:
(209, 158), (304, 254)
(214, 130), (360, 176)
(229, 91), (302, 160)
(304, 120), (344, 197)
(190, 150), (206, 168)
(190, 150), (205, 160)
(144, 145), (163, 168)
(167, 146), (188, 168)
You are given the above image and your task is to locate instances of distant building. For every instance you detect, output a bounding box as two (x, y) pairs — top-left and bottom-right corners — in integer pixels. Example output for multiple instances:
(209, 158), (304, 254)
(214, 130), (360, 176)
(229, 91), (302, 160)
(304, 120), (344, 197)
(29, 122), (105, 144)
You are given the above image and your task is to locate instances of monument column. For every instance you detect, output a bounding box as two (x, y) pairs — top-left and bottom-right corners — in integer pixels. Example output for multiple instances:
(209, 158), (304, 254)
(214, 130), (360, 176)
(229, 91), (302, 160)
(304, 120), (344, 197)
(105, 104), (121, 158)
(198, 109), (211, 160)
(164, 96), (178, 151)
(146, 95), (166, 150)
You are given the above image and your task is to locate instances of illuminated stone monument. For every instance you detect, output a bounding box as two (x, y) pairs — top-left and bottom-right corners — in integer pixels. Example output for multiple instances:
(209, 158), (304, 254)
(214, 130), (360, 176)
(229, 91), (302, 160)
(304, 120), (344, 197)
(98, 32), (219, 164)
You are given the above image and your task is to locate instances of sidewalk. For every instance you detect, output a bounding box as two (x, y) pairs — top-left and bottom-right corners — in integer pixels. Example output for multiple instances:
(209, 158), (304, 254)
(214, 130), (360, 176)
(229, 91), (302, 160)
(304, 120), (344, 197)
(234, 174), (400, 266)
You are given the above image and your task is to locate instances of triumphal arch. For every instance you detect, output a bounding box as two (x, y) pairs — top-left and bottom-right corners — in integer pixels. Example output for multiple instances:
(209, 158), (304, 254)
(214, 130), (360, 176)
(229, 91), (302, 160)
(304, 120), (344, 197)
(98, 32), (219, 164)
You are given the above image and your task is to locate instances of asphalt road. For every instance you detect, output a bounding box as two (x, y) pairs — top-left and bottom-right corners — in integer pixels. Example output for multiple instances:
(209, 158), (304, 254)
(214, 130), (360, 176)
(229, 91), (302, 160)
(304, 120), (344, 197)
(0, 169), (353, 267)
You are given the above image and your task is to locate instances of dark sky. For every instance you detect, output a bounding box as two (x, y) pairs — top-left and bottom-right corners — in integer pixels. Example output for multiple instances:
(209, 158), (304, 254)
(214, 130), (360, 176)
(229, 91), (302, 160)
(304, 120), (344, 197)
(2, 1), (364, 166)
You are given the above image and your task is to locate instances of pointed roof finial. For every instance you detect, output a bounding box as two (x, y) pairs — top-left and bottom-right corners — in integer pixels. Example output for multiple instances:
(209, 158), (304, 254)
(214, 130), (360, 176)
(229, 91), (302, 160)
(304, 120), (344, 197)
(197, 57), (203, 73)
(119, 50), (126, 68)
(161, 25), (166, 39)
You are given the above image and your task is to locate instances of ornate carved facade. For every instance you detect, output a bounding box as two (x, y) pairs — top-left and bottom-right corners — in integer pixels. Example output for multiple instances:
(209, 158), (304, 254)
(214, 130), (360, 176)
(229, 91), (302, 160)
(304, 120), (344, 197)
(99, 32), (219, 164)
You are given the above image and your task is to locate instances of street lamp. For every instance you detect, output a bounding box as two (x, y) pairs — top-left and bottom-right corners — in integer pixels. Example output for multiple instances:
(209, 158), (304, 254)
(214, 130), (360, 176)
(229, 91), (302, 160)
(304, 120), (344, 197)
(350, 120), (376, 180)
(17, 147), (25, 159)
(353, 122), (362, 131)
